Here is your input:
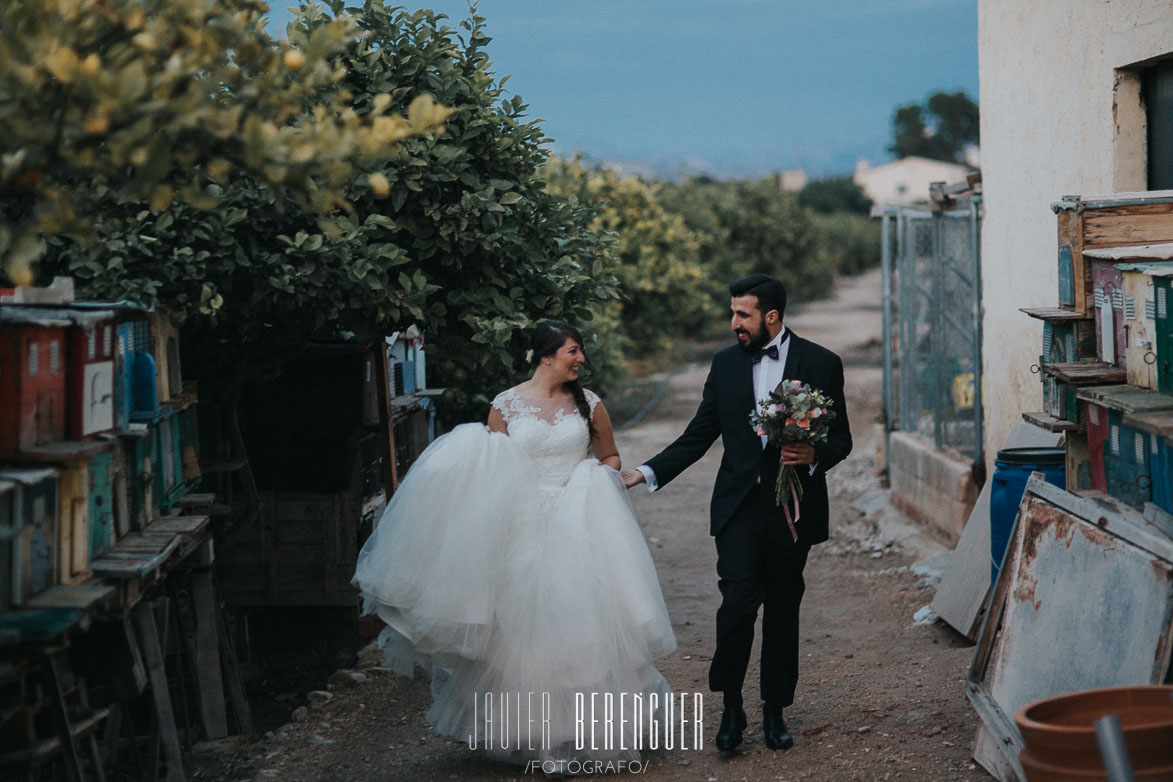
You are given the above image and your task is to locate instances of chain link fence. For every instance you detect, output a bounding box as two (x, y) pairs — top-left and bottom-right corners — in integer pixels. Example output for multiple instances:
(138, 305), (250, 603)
(878, 196), (984, 463)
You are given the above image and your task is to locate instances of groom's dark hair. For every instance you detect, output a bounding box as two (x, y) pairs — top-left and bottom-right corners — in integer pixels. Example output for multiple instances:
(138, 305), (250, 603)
(730, 274), (787, 321)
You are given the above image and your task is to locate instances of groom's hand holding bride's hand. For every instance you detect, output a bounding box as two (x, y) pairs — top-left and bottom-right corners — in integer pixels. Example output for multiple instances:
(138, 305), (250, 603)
(621, 469), (646, 489)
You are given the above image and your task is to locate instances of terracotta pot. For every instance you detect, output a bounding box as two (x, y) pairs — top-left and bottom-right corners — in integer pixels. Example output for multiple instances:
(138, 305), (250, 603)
(1014, 685), (1173, 781)
(1019, 752), (1173, 782)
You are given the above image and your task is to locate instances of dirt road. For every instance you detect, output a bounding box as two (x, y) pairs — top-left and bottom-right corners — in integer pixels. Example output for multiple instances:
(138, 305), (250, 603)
(200, 269), (989, 782)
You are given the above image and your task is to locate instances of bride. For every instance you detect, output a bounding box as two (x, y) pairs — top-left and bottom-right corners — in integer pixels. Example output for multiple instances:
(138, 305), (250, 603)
(353, 320), (677, 771)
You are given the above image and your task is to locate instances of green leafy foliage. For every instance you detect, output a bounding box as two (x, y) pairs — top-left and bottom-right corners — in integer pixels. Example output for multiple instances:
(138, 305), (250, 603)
(542, 157), (715, 357)
(39, 2), (621, 424)
(889, 90), (979, 164)
(0, 0), (447, 283)
(809, 212), (881, 276)
(798, 176), (873, 215)
(659, 177), (835, 313)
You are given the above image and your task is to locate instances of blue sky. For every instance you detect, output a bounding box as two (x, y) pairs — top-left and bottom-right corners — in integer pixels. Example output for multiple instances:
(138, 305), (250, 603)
(268, 1), (978, 178)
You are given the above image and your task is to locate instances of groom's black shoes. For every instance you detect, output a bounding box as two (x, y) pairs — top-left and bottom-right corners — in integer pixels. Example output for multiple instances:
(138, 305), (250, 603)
(763, 708), (794, 750)
(715, 706), (747, 751)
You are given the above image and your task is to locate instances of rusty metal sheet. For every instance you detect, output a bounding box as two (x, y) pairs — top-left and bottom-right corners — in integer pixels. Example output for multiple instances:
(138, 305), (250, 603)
(967, 476), (1173, 782)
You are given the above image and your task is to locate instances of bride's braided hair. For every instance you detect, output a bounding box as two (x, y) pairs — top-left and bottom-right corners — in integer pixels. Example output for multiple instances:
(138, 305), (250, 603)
(528, 320), (596, 439)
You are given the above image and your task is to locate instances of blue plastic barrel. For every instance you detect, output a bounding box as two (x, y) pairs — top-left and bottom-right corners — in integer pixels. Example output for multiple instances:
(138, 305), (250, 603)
(989, 447), (1066, 584)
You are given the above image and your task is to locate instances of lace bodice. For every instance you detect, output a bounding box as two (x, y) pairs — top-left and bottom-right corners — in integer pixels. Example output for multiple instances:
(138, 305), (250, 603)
(491, 387), (601, 486)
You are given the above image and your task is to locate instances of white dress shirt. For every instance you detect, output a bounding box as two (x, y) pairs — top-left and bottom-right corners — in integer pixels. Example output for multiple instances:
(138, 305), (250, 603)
(752, 328), (790, 447)
(637, 328), (795, 492)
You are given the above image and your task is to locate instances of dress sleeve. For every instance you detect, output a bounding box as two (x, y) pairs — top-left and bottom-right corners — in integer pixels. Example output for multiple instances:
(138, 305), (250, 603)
(490, 390), (513, 423)
(583, 388), (601, 420)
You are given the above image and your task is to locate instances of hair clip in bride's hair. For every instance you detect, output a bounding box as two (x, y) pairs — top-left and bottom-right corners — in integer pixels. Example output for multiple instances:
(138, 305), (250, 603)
(525, 349), (534, 364)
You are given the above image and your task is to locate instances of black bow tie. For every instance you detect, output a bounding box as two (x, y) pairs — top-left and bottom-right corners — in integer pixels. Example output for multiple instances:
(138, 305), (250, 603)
(750, 344), (779, 364)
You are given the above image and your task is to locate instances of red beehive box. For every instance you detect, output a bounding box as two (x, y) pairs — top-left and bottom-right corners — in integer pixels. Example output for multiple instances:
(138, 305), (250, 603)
(0, 308), (70, 458)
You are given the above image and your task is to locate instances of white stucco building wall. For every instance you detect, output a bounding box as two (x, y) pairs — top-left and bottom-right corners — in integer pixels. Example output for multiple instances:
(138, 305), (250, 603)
(853, 156), (973, 205)
(977, 0), (1170, 473)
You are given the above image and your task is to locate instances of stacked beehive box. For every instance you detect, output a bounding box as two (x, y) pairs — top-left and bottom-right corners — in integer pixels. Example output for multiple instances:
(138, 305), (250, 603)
(1023, 193), (1173, 514)
(0, 284), (199, 610)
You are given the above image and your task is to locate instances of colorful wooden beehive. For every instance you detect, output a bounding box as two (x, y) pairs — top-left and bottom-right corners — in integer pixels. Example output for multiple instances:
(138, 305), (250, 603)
(0, 466), (60, 607)
(149, 307), (183, 404)
(1089, 253), (1126, 366)
(68, 300), (150, 432)
(1151, 268), (1173, 394)
(1122, 409), (1173, 514)
(0, 308), (70, 458)
(119, 423), (157, 530)
(1083, 399), (1109, 491)
(1022, 308), (1097, 426)
(1115, 261), (1173, 390)
(62, 308), (117, 440)
(1053, 192), (1173, 315)
(1077, 385), (1173, 510)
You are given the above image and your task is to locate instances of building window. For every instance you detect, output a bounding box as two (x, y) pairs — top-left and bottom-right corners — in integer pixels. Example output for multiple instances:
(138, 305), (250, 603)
(50, 340), (61, 374)
(28, 342), (38, 376)
(1143, 59), (1173, 190)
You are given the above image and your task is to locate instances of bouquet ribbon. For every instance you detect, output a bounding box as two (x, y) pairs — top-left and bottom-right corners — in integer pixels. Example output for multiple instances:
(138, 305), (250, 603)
(778, 462), (801, 543)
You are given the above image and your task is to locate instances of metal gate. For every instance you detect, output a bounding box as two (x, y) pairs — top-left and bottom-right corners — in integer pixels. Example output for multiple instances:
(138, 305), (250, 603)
(878, 196), (984, 462)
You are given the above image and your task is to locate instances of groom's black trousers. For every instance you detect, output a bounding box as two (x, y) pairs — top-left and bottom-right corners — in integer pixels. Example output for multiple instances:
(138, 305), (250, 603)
(708, 485), (811, 708)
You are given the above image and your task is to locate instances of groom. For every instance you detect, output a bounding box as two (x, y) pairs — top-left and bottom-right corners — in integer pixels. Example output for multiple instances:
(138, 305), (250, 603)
(622, 273), (852, 752)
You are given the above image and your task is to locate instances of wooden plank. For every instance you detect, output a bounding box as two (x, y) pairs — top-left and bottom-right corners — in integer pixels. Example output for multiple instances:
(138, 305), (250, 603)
(1084, 211), (1173, 248)
(45, 652), (85, 782)
(272, 520), (325, 546)
(148, 516), (209, 536)
(131, 602), (185, 782)
(175, 493), (216, 508)
(1019, 307), (1091, 322)
(268, 544), (325, 566)
(214, 595), (252, 737)
(89, 559), (155, 579)
(1076, 385), (1173, 414)
(1021, 411), (1081, 433)
(1041, 361), (1126, 385)
(1123, 410), (1173, 438)
(122, 615), (147, 694)
(24, 583), (116, 610)
(196, 459), (247, 474)
(268, 495), (336, 522)
(216, 565), (268, 592)
(214, 543), (262, 567)
(190, 565), (227, 740)
(1082, 200), (1173, 217)
(376, 341), (400, 496)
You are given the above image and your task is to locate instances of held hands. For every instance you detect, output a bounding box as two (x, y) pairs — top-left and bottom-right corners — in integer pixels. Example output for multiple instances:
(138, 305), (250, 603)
(621, 469), (646, 489)
(781, 442), (815, 466)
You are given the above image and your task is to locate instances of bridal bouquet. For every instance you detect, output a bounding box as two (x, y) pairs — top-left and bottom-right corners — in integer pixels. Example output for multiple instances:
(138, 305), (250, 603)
(749, 380), (836, 540)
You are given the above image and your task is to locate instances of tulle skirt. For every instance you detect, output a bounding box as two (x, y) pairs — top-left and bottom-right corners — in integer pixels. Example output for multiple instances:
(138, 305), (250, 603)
(352, 424), (677, 765)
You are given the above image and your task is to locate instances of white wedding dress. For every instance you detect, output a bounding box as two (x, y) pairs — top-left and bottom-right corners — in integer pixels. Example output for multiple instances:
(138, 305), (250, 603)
(353, 387), (676, 766)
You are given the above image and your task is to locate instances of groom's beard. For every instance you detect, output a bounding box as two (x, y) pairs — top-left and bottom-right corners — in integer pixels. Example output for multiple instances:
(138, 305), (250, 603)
(736, 318), (770, 353)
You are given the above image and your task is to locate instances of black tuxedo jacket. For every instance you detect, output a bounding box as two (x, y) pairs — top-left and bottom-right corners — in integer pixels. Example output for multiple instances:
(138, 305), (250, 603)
(645, 332), (852, 542)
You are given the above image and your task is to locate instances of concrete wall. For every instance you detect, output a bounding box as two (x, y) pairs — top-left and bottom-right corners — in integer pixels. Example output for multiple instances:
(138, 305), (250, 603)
(888, 431), (979, 543)
(977, 0), (1171, 473)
